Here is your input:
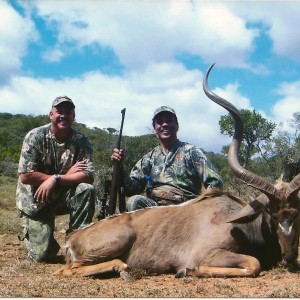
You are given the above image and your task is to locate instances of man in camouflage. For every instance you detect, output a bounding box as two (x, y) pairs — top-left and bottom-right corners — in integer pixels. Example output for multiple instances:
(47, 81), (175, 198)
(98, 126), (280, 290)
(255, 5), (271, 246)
(16, 96), (95, 262)
(111, 105), (223, 211)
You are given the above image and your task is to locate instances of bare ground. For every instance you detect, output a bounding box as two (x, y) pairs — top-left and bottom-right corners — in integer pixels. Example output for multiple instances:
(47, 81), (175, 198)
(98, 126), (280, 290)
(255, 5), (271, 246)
(1, 215), (300, 298)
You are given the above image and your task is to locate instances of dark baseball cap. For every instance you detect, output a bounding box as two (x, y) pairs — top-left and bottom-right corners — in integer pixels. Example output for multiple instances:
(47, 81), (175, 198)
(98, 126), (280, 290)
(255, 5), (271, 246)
(52, 96), (75, 108)
(152, 106), (177, 120)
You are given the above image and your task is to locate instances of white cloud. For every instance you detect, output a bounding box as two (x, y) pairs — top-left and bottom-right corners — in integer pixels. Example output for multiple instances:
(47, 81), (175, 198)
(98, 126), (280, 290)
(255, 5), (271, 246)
(2, 58), (261, 153)
(230, 2), (300, 62)
(5, 1), (300, 77)
(0, 1), (38, 80)
(272, 81), (300, 127)
(2, 0), (300, 154)
(261, 5), (300, 61)
(20, 0), (257, 70)
(0, 61), (243, 152)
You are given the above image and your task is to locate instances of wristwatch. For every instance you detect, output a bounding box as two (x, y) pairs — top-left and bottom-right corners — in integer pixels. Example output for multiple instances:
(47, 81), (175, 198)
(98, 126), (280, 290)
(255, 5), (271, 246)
(53, 174), (61, 183)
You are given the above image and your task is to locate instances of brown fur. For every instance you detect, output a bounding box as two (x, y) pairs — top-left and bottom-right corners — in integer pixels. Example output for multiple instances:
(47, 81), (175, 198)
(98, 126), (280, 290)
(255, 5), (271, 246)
(54, 188), (300, 278)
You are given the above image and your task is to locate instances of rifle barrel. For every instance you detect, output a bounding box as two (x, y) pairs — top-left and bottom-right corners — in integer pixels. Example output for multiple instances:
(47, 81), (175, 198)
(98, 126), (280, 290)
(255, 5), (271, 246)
(117, 108), (126, 148)
(108, 108), (126, 215)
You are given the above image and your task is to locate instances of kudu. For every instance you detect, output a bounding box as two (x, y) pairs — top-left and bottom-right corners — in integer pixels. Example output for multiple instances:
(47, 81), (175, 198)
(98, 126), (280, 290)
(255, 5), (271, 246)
(55, 64), (300, 278)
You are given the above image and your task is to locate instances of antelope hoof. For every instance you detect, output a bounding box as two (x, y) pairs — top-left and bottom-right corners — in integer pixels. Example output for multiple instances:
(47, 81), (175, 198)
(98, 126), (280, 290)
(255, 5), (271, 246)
(120, 270), (130, 282)
(175, 268), (187, 278)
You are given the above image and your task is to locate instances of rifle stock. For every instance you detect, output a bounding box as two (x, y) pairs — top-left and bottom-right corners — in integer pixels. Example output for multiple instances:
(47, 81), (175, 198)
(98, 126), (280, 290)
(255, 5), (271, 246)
(96, 179), (110, 220)
(108, 162), (119, 215)
(108, 108), (126, 215)
(118, 164), (126, 213)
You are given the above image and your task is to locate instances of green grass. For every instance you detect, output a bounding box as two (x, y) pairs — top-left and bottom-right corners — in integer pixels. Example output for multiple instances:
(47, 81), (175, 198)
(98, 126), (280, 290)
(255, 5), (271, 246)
(0, 175), (21, 234)
(0, 175), (17, 206)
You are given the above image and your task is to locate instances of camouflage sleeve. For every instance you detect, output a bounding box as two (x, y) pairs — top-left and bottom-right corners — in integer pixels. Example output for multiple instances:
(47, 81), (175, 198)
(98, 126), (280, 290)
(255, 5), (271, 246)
(190, 147), (223, 189)
(123, 157), (147, 196)
(18, 129), (41, 174)
(78, 136), (95, 181)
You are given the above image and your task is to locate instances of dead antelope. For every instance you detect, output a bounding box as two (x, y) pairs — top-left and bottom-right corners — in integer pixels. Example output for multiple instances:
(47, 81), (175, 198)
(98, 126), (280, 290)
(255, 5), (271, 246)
(55, 64), (300, 279)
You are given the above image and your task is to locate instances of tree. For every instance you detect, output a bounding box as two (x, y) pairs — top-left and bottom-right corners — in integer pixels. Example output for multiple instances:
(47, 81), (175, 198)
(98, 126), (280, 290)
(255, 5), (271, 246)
(250, 111), (300, 182)
(272, 112), (300, 181)
(219, 109), (276, 168)
(104, 127), (118, 135)
(288, 112), (300, 135)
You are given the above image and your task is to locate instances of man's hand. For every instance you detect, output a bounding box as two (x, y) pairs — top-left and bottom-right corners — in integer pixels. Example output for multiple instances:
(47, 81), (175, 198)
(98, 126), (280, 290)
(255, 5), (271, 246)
(66, 160), (88, 174)
(34, 176), (56, 207)
(111, 148), (125, 162)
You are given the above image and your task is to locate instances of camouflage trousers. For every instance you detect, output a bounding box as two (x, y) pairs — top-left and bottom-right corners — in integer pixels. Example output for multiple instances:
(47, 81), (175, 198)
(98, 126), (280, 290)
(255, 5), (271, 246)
(19, 183), (95, 262)
(126, 195), (158, 211)
(126, 194), (182, 211)
(126, 185), (188, 211)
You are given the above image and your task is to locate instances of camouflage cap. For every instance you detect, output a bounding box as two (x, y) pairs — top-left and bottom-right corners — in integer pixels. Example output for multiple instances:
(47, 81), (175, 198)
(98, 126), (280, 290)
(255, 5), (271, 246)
(152, 106), (177, 120)
(52, 96), (75, 108)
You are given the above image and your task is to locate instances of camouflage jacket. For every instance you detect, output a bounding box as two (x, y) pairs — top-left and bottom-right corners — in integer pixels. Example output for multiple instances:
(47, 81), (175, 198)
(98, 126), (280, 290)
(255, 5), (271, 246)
(124, 139), (223, 201)
(16, 123), (94, 215)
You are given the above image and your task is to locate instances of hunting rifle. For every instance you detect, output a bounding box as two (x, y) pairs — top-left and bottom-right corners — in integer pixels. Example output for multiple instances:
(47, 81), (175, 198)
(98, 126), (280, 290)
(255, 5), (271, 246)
(108, 108), (126, 215)
(95, 179), (110, 220)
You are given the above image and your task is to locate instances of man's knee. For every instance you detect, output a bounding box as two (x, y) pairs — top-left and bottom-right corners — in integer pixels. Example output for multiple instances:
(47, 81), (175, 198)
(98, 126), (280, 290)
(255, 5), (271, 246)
(73, 183), (96, 211)
(21, 214), (59, 262)
(68, 183), (96, 229)
(126, 195), (157, 211)
(77, 182), (95, 194)
(77, 183), (95, 200)
(25, 238), (60, 262)
(127, 195), (140, 211)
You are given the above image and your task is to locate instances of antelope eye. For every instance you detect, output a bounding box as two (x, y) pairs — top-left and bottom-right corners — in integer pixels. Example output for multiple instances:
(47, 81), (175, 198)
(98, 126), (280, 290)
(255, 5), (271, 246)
(289, 210), (299, 223)
(276, 209), (298, 224)
(272, 213), (279, 222)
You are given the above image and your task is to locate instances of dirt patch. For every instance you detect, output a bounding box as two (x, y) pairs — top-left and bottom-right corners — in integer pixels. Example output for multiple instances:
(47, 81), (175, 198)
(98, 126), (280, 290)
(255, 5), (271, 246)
(1, 217), (300, 298)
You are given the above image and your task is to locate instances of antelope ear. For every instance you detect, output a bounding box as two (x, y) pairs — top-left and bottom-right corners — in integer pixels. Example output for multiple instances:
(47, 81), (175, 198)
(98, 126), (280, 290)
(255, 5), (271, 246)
(226, 199), (265, 224)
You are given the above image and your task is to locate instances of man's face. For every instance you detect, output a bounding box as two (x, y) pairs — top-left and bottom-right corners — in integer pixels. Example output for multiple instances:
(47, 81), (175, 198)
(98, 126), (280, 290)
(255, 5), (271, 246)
(153, 112), (178, 143)
(49, 103), (75, 131)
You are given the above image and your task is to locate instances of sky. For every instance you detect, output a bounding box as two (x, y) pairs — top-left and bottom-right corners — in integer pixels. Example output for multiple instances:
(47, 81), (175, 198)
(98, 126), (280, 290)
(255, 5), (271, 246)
(1, 0), (300, 153)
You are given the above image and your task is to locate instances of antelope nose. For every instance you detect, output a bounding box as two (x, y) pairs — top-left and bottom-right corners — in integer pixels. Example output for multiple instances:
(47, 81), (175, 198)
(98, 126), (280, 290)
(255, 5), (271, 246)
(283, 253), (298, 264)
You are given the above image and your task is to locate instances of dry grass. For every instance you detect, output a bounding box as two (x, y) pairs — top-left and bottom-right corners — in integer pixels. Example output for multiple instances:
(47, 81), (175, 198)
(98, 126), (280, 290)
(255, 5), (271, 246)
(1, 175), (300, 297)
(1, 223), (300, 298)
(0, 176), (21, 235)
